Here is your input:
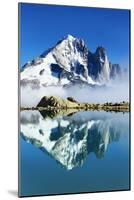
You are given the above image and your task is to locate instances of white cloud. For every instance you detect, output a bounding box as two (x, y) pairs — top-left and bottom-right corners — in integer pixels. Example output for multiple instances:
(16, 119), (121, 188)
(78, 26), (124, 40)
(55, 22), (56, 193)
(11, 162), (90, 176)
(21, 75), (129, 107)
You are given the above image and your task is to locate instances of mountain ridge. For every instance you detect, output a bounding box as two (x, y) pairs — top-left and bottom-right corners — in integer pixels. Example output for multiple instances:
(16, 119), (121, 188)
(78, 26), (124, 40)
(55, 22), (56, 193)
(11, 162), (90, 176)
(20, 34), (122, 89)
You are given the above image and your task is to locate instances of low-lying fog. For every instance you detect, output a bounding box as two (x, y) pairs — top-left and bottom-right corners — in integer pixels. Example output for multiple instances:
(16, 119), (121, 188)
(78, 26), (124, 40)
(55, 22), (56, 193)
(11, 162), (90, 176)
(20, 75), (129, 107)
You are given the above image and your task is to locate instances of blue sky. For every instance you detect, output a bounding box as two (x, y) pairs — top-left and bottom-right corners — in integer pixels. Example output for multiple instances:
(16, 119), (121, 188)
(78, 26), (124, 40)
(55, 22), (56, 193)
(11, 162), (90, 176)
(19, 3), (130, 69)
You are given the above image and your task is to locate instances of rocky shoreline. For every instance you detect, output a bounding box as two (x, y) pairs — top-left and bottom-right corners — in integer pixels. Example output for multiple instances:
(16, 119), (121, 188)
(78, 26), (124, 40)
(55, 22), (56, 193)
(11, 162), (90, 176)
(21, 96), (130, 113)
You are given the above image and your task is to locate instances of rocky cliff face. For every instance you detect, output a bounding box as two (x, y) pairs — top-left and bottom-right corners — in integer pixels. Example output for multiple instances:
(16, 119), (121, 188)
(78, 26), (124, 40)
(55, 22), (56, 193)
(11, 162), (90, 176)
(110, 64), (121, 78)
(88, 47), (111, 82)
(20, 35), (122, 89)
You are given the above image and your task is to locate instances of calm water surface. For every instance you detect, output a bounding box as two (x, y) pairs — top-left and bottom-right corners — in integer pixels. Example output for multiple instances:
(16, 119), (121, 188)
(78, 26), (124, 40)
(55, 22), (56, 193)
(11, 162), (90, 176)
(19, 110), (130, 196)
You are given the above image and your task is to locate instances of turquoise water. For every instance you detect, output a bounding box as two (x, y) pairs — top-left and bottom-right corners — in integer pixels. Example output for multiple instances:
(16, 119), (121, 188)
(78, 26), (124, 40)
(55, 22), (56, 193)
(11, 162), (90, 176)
(19, 110), (130, 196)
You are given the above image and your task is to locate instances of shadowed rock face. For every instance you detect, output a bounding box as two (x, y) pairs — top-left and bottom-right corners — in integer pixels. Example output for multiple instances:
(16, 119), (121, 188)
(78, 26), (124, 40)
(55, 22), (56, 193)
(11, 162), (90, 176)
(20, 110), (125, 170)
(110, 64), (121, 78)
(88, 47), (111, 82)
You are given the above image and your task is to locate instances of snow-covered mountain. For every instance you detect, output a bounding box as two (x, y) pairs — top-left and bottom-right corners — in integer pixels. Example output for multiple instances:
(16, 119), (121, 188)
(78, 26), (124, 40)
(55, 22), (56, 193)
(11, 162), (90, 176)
(20, 35), (121, 89)
(20, 110), (121, 170)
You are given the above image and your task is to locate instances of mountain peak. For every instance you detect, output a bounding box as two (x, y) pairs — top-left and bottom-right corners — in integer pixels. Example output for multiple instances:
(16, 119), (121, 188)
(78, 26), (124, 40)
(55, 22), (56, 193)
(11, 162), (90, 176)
(21, 35), (122, 88)
(95, 46), (106, 54)
(66, 34), (75, 41)
(95, 46), (107, 62)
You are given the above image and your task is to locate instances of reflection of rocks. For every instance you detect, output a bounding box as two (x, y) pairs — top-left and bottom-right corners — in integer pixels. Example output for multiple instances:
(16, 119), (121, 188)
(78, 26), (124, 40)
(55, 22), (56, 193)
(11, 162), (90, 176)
(39, 109), (78, 119)
(50, 121), (93, 169)
(87, 121), (120, 159)
(20, 111), (124, 170)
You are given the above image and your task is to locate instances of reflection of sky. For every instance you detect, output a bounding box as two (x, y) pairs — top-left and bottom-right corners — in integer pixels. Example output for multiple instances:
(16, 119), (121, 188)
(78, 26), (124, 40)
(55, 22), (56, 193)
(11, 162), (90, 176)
(20, 135), (129, 196)
(19, 3), (130, 69)
(19, 111), (129, 196)
(20, 136), (129, 195)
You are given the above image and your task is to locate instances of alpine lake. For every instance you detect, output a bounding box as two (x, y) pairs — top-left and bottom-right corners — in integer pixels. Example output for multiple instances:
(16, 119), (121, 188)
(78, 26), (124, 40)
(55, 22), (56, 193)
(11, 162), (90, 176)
(19, 109), (130, 196)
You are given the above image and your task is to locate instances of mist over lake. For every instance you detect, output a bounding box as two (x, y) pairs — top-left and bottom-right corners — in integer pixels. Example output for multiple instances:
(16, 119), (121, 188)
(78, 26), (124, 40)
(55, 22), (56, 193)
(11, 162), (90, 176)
(21, 74), (129, 107)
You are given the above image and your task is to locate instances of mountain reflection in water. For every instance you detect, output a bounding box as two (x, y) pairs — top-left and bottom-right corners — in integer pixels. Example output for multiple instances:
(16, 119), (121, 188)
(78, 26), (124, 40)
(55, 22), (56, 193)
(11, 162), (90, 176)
(20, 110), (128, 170)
